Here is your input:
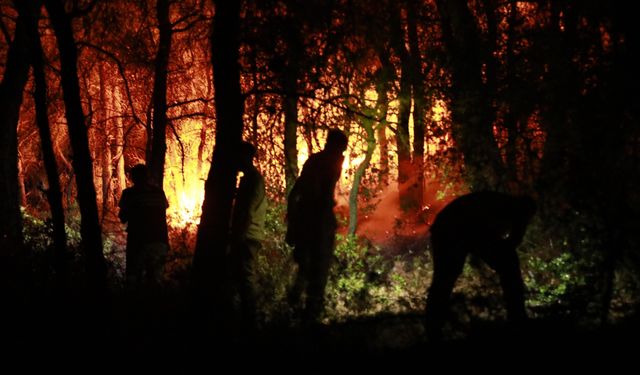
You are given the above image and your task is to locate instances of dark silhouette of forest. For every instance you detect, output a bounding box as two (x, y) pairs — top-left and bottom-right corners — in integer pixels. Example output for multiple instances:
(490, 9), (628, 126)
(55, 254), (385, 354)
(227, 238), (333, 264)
(1, 0), (638, 364)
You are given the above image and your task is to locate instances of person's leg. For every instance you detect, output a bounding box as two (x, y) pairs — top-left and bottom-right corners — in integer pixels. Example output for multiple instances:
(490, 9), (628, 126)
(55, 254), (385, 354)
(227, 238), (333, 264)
(126, 238), (143, 292)
(305, 254), (330, 322)
(239, 240), (260, 325)
(483, 247), (527, 322)
(304, 232), (335, 323)
(144, 242), (168, 288)
(288, 245), (309, 308)
(425, 240), (467, 340)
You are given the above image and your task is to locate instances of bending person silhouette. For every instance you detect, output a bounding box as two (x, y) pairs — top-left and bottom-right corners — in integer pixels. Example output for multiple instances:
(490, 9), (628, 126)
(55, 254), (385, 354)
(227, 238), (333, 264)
(286, 129), (348, 322)
(425, 191), (536, 339)
(118, 164), (169, 292)
(229, 141), (267, 326)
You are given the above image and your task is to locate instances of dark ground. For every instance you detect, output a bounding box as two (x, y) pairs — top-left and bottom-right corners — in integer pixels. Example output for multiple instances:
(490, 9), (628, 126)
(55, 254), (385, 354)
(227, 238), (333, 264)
(4, 291), (638, 371)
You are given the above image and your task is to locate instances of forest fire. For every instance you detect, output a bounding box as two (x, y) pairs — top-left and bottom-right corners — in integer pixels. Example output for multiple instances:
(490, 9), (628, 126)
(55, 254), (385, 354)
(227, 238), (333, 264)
(2, 0), (637, 356)
(163, 130), (373, 230)
(169, 189), (204, 227)
(163, 120), (211, 228)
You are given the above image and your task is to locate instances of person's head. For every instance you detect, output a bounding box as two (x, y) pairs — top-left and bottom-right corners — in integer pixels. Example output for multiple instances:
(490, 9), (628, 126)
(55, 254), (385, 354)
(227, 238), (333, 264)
(237, 141), (256, 171)
(324, 129), (348, 155)
(129, 164), (149, 186)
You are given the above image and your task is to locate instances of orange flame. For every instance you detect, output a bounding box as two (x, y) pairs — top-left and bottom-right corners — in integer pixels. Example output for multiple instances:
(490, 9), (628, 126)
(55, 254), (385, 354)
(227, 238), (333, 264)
(164, 120), (211, 228)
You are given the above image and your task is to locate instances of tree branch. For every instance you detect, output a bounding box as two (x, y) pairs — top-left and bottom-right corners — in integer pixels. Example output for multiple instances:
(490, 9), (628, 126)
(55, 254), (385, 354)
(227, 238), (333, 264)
(77, 41), (146, 128)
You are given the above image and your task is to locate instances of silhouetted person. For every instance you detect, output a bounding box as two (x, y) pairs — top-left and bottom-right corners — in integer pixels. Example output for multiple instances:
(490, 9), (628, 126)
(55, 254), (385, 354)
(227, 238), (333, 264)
(425, 191), (536, 339)
(118, 164), (169, 292)
(229, 141), (267, 327)
(286, 129), (349, 322)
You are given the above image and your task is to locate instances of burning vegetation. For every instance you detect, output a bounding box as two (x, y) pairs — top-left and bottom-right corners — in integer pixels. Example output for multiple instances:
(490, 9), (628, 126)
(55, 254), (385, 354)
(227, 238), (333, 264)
(1, 0), (639, 351)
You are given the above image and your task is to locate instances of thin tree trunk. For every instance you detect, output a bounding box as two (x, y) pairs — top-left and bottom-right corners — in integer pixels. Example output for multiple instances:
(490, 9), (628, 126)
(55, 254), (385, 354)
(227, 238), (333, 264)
(407, 0), (425, 208)
(282, 29), (301, 193)
(250, 47), (259, 143)
(390, 1), (414, 209)
(17, 153), (27, 207)
(25, 0), (68, 287)
(112, 85), (126, 199)
(193, 0), (243, 331)
(149, 0), (172, 187)
(45, 0), (106, 292)
(348, 121), (376, 235)
(197, 73), (213, 176)
(99, 62), (112, 216)
(0, 4), (29, 259)
(376, 49), (393, 187)
(435, 0), (504, 191)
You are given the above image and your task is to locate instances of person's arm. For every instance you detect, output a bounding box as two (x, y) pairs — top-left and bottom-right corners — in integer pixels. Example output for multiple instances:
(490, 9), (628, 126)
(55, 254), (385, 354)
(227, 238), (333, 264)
(231, 174), (255, 243)
(285, 162), (308, 246)
(118, 190), (129, 223)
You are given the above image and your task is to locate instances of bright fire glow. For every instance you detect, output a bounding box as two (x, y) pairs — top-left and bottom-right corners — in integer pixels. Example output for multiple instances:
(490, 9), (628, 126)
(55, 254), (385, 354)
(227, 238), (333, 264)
(171, 188), (205, 227)
(162, 97), (452, 228)
(343, 154), (366, 170)
(164, 120), (212, 228)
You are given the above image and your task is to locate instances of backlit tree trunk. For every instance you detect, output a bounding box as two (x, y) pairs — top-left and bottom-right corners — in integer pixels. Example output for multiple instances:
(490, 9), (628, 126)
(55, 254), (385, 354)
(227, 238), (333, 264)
(193, 0), (243, 330)
(112, 84), (126, 199)
(45, 0), (106, 292)
(283, 70), (299, 193)
(375, 49), (393, 187)
(282, 24), (302, 193)
(99, 62), (112, 216)
(148, 0), (172, 187)
(389, 1), (414, 210)
(0, 5), (29, 261)
(196, 73), (213, 176)
(407, 0), (425, 208)
(25, 0), (68, 286)
(435, 0), (503, 191)
(348, 118), (376, 235)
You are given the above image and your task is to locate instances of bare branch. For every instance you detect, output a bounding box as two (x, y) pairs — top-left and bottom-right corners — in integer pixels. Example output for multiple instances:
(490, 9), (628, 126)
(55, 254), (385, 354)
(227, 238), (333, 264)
(0, 15), (11, 44)
(168, 97), (213, 109)
(77, 41), (146, 128)
(168, 112), (212, 121)
(167, 120), (186, 183)
(171, 12), (202, 33)
(69, 0), (98, 18)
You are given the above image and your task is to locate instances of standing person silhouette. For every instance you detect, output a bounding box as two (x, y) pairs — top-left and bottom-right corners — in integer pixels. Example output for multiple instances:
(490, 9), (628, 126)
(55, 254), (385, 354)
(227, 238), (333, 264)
(118, 164), (169, 292)
(286, 129), (348, 322)
(229, 141), (267, 327)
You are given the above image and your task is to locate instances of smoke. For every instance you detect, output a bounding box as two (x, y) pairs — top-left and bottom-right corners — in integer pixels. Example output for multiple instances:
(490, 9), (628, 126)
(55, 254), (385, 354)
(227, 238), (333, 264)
(350, 177), (462, 255)
(355, 182), (403, 244)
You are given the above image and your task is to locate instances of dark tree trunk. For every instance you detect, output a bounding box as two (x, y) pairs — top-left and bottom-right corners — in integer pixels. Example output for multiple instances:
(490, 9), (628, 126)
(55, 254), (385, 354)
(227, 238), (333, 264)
(283, 70), (299, 194)
(283, 23), (302, 193)
(536, 2), (578, 201)
(435, 0), (503, 191)
(98, 62), (112, 216)
(148, 0), (172, 187)
(407, 0), (425, 208)
(24, 0), (69, 287)
(44, 0), (106, 292)
(348, 120), (376, 235)
(113, 85), (126, 199)
(193, 0), (243, 331)
(389, 2), (414, 210)
(0, 1), (29, 287)
(375, 48), (393, 187)
(197, 73), (213, 176)
(502, 1), (519, 187)
(250, 48), (259, 143)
